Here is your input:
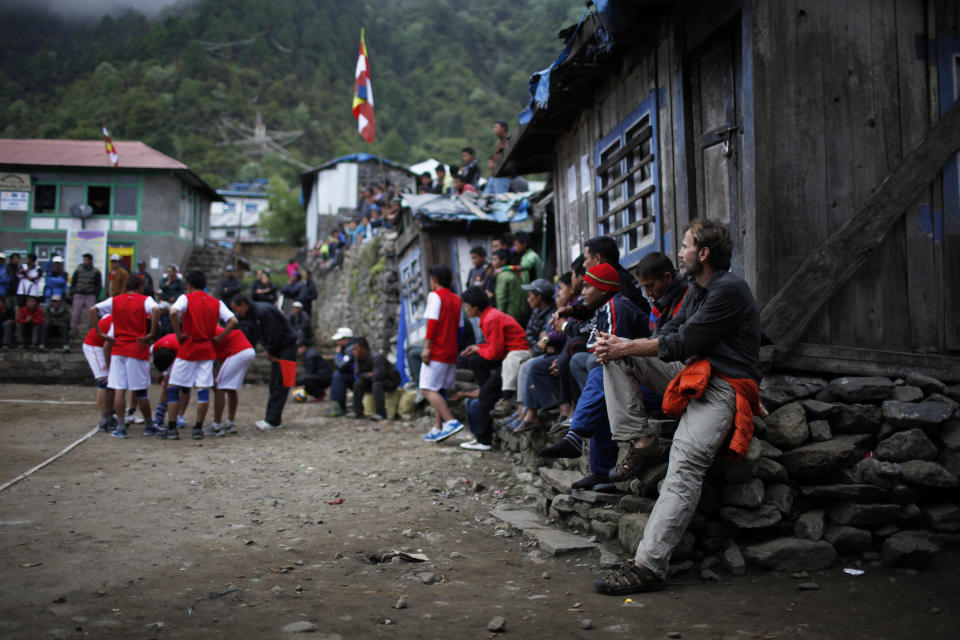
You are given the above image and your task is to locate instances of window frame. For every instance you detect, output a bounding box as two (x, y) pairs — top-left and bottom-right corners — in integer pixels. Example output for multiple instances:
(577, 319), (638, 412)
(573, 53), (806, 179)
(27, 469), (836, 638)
(593, 91), (662, 268)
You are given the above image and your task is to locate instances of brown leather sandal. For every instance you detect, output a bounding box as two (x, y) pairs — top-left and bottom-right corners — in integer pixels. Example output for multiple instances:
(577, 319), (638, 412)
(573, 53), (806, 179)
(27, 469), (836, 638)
(593, 562), (665, 595)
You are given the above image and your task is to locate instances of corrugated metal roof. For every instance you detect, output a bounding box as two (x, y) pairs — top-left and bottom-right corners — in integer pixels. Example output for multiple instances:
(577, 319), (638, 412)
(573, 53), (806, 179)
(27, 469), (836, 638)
(0, 139), (187, 170)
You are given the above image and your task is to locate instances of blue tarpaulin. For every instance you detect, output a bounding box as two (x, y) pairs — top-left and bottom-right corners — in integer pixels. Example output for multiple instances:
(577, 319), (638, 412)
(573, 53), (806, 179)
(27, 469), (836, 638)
(402, 192), (533, 224)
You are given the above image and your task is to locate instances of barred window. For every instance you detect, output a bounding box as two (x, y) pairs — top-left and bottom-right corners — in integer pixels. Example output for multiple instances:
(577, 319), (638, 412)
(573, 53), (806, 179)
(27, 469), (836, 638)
(399, 248), (426, 326)
(595, 95), (660, 266)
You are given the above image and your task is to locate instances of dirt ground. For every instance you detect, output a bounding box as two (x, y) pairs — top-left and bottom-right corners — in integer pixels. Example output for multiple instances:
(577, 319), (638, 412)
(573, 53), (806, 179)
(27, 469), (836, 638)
(1, 382), (958, 640)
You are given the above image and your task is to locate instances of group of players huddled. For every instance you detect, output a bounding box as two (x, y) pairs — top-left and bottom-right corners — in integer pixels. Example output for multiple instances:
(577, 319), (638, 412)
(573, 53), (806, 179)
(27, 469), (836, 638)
(82, 269), (292, 439)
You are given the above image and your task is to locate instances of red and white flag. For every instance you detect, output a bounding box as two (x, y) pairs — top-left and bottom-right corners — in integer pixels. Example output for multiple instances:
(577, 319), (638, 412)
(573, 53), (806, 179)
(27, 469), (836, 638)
(352, 29), (375, 144)
(102, 125), (119, 167)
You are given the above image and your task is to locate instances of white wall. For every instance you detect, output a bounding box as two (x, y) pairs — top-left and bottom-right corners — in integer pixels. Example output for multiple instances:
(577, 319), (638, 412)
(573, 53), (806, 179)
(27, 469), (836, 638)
(306, 163), (359, 248)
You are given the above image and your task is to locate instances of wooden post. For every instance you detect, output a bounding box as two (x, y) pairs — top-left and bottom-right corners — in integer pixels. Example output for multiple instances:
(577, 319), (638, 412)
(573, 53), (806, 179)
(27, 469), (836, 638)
(761, 99), (960, 354)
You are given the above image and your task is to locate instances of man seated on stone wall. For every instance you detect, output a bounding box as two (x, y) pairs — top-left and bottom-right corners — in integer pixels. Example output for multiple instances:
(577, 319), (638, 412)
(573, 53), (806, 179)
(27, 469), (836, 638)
(457, 286), (529, 451)
(40, 293), (71, 350)
(591, 219), (761, 595)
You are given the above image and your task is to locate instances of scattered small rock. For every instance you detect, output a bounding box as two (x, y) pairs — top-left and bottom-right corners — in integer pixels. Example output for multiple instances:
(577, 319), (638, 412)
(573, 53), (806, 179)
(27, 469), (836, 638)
(580, 619), (593, 630)
(797, 582), (820, 591)
(700, 569), (719, 582)
(487, 615), (506, 632)
(282, 621), (319, 633)
(667, 632), (683, 639)
(541, 571), (550, 579)
(394, 597), (407, 609)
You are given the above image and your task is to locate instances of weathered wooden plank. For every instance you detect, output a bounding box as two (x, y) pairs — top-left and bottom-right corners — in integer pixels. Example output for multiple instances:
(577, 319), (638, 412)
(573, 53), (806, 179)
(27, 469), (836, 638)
(761, 97), (960, 352)
(866, 0), (911, 351)
(895, 0), (939, 352)
(656, 22), (677, 258)
(775, 343), (960, 383)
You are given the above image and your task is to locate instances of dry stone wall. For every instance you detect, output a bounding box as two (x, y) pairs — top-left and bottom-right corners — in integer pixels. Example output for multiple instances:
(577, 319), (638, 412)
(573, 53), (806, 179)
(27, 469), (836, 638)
(527, 372), (960, 574)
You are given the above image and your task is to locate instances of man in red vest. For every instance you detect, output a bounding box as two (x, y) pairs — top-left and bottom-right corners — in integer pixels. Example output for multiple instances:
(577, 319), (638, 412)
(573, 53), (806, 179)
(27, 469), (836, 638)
(90, 274), (158, 439)
(166, 270), (238, 440)
(420, 265), (465, 443)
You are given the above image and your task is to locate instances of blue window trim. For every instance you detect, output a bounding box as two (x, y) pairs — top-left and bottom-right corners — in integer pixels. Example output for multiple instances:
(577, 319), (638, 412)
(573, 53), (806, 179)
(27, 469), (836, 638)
(594, 90), (662, 268)
(938, 35), (960, 234)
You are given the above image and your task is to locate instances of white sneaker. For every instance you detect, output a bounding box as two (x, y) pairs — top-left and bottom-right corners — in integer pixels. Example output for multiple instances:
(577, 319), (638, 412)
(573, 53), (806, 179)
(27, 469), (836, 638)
(459, 439), (492, 452)
(255, 419), (282, 431)
(434, 419), (464, 442)
(423, 428), (443, 442)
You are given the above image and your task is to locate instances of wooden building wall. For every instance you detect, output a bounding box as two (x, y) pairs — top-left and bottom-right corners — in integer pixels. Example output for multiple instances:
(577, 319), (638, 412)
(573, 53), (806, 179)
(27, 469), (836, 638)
(753, 0), (960, 356)
(551, 18), (688, 272)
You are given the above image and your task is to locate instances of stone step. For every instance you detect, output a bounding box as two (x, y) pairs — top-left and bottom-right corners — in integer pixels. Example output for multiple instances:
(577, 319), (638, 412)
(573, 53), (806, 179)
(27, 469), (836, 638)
(491, 508), (597, 556)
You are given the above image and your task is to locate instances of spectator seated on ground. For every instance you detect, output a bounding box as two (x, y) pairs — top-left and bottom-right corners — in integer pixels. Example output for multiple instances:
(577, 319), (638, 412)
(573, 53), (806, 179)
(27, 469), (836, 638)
(17, 294), (43, 348)
(326, 326), (356, 417)
(457, 286), (529, 451)
(349, 337), (402, 421)
(295, 342), (332, 401)
(494, 278), (556, 430)
(40, 294), (71, 350)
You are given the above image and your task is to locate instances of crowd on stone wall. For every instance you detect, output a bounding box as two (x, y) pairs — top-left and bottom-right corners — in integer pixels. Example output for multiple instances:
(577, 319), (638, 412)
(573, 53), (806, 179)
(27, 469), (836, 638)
(311, 121), (528, 272)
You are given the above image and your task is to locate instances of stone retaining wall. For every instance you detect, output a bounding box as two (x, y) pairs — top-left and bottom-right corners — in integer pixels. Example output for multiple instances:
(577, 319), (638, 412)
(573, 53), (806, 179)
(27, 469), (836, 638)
(311, 237), (401, 357)
(522, 372), (960, 574)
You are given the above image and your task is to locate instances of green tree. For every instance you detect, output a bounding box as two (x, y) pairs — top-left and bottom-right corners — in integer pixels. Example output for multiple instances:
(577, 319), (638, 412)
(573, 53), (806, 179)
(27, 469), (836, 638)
(261, 176), (304, 245)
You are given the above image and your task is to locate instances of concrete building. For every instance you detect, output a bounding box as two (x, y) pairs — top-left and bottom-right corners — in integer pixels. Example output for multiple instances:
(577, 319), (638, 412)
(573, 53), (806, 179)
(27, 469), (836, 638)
(209, 179), (269, 245)
(0, 138), (220, 281)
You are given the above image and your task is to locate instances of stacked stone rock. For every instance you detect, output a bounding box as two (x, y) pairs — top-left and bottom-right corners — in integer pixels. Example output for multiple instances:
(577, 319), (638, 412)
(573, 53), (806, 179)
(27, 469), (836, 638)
(533, 372), (960, 575)
(312, 238), (401, 356)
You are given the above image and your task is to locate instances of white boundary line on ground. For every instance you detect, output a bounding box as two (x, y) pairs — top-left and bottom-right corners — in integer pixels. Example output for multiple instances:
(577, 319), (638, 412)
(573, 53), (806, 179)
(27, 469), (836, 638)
(0, 427), (99, 493)
(0, 400), (96, 405)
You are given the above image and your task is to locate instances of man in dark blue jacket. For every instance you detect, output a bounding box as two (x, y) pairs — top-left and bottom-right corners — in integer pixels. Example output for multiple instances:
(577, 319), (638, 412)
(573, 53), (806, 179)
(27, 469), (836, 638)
(230, 295), (298, 430)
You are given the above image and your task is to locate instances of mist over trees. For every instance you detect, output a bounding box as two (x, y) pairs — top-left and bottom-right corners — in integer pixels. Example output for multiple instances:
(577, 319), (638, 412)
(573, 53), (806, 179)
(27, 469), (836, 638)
(0, 0), (577, 188)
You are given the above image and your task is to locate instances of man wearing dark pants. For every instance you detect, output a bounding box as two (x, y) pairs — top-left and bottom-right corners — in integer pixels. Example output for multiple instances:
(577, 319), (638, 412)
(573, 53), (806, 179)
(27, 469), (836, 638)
(350, 337), (401, 420)
(458, 286), (528, 451)
(295, 342), (332, 401)
(230, 295), (298, 430)
(591, 219), (761, 595)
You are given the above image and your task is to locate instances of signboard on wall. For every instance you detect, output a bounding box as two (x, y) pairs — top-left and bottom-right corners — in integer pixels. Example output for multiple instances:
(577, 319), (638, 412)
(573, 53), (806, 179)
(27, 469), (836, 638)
(0, 191), (28, 211)
(0, 173), (31, 191)
(64, 229), (108, 272)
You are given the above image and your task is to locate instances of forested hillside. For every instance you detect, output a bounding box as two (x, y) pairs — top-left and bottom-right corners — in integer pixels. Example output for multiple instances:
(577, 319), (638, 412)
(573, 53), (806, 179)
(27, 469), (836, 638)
(0, 0), (577, 187)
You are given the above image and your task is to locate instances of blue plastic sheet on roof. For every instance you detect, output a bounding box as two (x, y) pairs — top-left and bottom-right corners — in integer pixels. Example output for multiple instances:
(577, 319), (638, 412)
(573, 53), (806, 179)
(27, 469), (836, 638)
(517, 5), (616, 125)
(402, 192), (533, 224)
(311, 153), (409, 173)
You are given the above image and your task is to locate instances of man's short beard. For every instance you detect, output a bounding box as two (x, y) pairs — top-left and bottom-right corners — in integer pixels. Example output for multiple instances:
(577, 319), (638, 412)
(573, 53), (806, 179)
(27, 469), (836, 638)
(678, 256), (703, 279)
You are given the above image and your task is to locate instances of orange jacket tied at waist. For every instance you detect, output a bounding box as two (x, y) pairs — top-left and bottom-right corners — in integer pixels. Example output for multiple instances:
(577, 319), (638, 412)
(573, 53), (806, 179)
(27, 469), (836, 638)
(661, 358), (760, 460)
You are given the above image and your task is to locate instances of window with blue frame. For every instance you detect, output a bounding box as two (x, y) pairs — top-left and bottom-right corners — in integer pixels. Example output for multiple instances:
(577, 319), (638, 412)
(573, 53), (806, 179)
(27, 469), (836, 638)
(594, 92), (661, 266)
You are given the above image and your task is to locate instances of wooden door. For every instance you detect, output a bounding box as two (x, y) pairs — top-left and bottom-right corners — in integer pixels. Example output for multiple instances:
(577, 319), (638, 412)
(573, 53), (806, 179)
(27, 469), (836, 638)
(688, 22), (744, 273)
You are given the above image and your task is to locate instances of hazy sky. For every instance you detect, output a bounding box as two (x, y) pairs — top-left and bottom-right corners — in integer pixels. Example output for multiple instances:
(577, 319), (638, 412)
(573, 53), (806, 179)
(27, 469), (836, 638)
(12, 0), (182, 18)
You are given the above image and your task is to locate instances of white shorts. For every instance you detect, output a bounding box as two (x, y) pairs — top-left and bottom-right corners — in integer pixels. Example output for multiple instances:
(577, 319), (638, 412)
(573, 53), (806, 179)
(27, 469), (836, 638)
(215, 348), (255, 390)
(418, 360), (457, 391)
(107, 355), (151, 391)
(83, 343), (108, 380)
(169, 358), (215, 389)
